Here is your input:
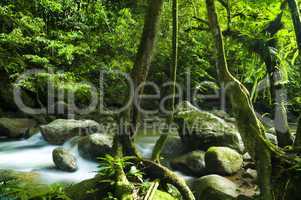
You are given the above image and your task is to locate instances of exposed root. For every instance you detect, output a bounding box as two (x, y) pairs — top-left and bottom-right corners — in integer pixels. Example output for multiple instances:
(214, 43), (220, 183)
(139, 159), (195, 200)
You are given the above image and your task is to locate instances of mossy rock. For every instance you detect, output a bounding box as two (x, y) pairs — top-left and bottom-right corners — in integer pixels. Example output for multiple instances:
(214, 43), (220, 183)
(52, 147), (78, 172)
(65, 177), (111, 200)
(0, 118), (37, 138)
(205, 146), (243, 175)
(0, 170), (40, 184)
(190, 175), (239, 200)
(174, 101), (244, 153)
(78, 133), (113, 160)
(40, 119), (100, 145)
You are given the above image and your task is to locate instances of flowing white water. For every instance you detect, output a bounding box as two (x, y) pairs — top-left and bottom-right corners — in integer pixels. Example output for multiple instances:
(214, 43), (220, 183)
(0, 132), (193, 184)
(0, 133), (98, 184)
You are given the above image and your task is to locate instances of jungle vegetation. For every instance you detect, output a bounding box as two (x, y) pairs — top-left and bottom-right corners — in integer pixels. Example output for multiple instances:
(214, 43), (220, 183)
(1, 0), (301, 200)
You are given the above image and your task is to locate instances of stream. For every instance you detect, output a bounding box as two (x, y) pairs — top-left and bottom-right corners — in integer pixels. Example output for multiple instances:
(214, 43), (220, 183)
(0, 133), (162, 184)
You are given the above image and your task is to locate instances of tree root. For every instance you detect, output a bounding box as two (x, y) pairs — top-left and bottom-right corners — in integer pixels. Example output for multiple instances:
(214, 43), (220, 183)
(139, 159), (195, 200)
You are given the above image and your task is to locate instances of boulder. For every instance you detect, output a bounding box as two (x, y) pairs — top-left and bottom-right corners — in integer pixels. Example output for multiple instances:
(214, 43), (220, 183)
(52, 147), (78, 172)
(65, 177), (110, 200)
(78, 133), (113, 160)
(174, 101), (244, 153)
(0, 118), (37, 138)
(40, 119), (100, 145)
(170, 151), (206, 177)
(205, 146), (243, 175)
(190, 174), (239, 200)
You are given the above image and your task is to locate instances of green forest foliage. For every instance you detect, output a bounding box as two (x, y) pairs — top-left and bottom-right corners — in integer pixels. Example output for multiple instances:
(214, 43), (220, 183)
(0, 0), (300, 113)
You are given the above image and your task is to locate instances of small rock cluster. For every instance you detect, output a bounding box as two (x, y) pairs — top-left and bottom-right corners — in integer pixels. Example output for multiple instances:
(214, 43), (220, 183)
(39, 119), (114, 172)
(165, 101), (265, 200)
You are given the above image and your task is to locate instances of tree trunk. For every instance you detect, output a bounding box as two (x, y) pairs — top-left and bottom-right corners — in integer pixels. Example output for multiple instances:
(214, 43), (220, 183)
(223, 10), (293, 147)
(263, 10), (293, 147)
(261, 44), (292, 147)
(129, 0), (165, 135)
(205, 0), (273, 199)
(118, 0), (164, 157)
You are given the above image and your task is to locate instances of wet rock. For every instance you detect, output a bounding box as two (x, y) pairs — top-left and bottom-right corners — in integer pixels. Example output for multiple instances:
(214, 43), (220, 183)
(170, 151), (206, 177)
(190, 174), (239, 200)
(40, 119), (100, 145)
(174, 101), (244, 153)
(0, 118), (37, 138)
(52, 147), (78, 172)
(205, 146), (243, 175)
(78, 133), (113, 160)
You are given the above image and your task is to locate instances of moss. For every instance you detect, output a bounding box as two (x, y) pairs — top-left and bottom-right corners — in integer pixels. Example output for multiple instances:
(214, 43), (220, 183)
(0, 170), (40, 184)
(153, 190), (177, 200)
(205, 147), (243, 175)
(65, 177), (110, 200)
(190, 175), (238, 200)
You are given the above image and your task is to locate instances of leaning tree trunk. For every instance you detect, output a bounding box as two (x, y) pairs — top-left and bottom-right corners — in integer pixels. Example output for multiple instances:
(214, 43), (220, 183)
(205, 0), (274, 199)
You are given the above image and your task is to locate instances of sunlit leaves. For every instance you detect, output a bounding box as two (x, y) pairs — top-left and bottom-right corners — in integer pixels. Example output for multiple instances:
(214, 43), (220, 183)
(40, 0), (63, 13)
